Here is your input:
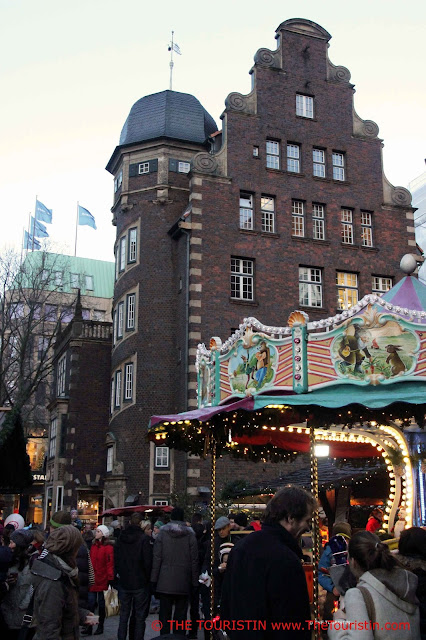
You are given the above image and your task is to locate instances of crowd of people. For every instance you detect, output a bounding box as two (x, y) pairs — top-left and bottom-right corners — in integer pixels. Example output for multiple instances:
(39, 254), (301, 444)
(0, 489), (424, 639)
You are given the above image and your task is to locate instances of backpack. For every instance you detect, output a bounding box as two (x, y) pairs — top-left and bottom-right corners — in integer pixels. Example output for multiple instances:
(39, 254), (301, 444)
(328, 534), (349, 566)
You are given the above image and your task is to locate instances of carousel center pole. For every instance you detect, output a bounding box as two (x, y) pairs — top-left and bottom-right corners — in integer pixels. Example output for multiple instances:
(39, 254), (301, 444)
(309, 422), (320, 639)
(210, 438), (217, 620)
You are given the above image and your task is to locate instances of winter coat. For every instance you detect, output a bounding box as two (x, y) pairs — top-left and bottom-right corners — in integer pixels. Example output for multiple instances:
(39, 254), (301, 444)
(220, 522), (311, 639)
(1, 562), (33, 629)
(328, 567), (421, 640)
(76, 543), (95, 608)
(90, 539), (114, 592)
(114, 525), (153, 591)
(202, 531), (231, 607)
(151, 520), (199, 595)
(395, 554), (426, 640)
(31, 552), (90, 640)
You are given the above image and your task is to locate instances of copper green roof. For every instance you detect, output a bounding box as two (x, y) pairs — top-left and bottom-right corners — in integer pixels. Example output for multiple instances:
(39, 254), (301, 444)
(22, 252), (114, 298)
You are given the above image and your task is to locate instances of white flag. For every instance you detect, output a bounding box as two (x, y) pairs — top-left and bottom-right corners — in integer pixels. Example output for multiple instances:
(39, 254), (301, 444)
(173, 43), (181, 55)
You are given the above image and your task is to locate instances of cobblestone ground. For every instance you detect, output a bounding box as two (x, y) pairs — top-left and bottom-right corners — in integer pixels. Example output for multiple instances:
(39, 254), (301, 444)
(101, 611), (204, 639)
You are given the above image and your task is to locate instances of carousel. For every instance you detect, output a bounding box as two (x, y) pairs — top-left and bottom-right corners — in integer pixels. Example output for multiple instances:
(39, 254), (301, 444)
(148, 255), (426, 624)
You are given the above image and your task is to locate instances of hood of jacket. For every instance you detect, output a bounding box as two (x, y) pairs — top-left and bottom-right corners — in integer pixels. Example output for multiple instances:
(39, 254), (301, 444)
(161, 521), (194, 538)
(118, 525), (144, 546)
(360, 567), (418, 613)
(395, 553), (426, 574)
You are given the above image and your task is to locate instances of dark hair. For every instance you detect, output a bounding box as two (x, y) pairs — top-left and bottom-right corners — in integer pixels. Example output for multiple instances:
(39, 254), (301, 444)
(349, 531), (398, 572)
(171, 507), (184, 522)
(264, 485), (317, 524)
(130, 512), (143, 526)
(399, 527), (426, 560)
(234, 513), (248, 527)
(192, 523), (204, 539)
(191, 513), (203, 525)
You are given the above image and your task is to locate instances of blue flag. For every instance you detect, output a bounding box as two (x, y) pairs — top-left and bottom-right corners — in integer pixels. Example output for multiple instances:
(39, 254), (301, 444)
(24, 230), (41, 250)
(35, 199), (53, 223)
(78, 205), (96, 229)
(31, 217), (49, 238)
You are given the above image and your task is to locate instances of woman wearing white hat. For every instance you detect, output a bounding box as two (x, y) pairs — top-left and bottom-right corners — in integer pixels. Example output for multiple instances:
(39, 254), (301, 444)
(85, 525), (114, 636)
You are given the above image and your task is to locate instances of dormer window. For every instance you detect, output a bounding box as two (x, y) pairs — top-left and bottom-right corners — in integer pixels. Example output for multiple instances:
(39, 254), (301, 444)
(138, 162), (150, 175)
(296, 94), (314, 119)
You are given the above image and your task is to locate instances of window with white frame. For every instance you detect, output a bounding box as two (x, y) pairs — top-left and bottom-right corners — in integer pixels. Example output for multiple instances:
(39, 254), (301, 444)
(124, 363), (133, 401)
(341, 209), (354, 244)
(296, 94), (314, 118)
(138, 162), (150, 174)
(110, 378), (115, 414)
(332, 152), (345, 181)
(361, 212), (373, 247)
(126, 294), (135, 330)
(266, 140), (280, 169)
(57, 354), (66, 397)
(336, 272), (358, 310)
(312, 204), (325, 240)
(372, 276), (392, 295)
(117, 302), (124, 339)
(299, 267), (323, 307)
(70, 273), (79, 288)
(178, 161), (190, 173)
(114, 170), (123, 193)
(239, 193), (254, 230)
(292, 200), (305, 237)
(231, 258), (254, 301)
(106, 446), (113, 472)
(128, 228), (137, 263)
(114, 370), (122, 408)
(313, 149), (326, 178)
(155, 446), (169, 468)
(261, 196), (275, 233)
(154, 500), (169, 506)
(54, 271), (63, 286)
(119, 237), (126, 272)
(287, 144), (300, 172)
(85, 275), (94, 290)
(115, 249), (119, 281)
(253, 146), (259, 157)
(49, 417), (57, 458)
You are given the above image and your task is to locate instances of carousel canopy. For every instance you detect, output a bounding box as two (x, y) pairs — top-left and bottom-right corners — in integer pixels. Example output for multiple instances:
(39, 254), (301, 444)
(382, 275), (426, 312)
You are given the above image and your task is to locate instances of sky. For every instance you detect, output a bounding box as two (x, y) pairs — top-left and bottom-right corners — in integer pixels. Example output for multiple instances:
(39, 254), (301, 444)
(1, 0), (425, 263)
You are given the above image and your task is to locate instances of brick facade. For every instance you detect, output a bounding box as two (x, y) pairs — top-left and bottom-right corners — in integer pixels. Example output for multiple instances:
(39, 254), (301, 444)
(106, 19), (415, 507)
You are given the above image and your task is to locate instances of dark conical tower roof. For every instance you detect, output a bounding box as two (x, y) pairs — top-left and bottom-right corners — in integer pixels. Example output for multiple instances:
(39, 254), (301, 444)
(119, 90), (217, 146)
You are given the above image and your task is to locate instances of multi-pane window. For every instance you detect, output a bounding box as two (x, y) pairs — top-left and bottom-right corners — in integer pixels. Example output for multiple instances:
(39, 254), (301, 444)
(117, 302), (124, 339)
(313, 149), (326, 178)
(106, 447), (113, 472)
(372, 276), (392, 295)
(154, 499), (169, 506)
(296, 94), (314, 118)
(70, 273), (79, 288)
(54, 271), (63, 286)
(266, 140), (280, 169)
(49, 418), (57, 458)
(126, 294), (135, 330)
(85, 275), (94, 290)
(119, 237), (126, 272)
(178, 161), (190, 173)
(110, 378), (115, 414)
(299, 267), (323, 307)
(312, 204), (325, 240)
(332, 153), (345, 181)
(239, 193), (254, 230)
(114, 170), (123, 193)
(57, 354), (66, 397)
(341, 209), (354, 244)
(336, 272), (358, 310)
(261, 196), (275, 233)
(138, 162), (150, 174)
(128, 228), (137, 263)
(114, 370), (122, 408)
(287, 144), (300, 172)
(155, 446), (169, 468)
(124, 363), (133, 400)
(361, 212), (373, 247)
(292, 201), (305, 237)
(231, 258), (254, 301)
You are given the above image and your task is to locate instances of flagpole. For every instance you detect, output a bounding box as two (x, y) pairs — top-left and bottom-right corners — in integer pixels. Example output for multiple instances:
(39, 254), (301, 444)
(169, 31), (174, 90)
(75, 202), (79, 257)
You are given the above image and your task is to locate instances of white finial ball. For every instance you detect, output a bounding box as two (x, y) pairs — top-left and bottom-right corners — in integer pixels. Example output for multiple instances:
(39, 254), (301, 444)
(400, 254), (417, 275)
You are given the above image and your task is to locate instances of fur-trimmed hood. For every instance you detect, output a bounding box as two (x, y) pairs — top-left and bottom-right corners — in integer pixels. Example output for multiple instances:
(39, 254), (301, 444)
(395, 553), (426, 574)
(161, 521), (194, 538)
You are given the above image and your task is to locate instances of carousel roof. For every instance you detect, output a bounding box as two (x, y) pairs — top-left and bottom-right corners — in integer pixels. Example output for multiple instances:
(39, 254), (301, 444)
(382, 275), (426, 312)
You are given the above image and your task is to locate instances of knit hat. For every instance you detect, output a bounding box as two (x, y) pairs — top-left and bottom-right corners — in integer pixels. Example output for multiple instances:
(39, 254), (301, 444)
(45, 525), (82, 557)
(215, 516), (230, 531)
(171, 507), (184, 522)
(154, 521), (164, 529)
(219, 542), (234, 562)
(111, 520), (120, 529)
(332, 522), (352, 538)
(10, 529), (34, 548)
(96, 525), (110, 538)
(50, 510), (72, 528)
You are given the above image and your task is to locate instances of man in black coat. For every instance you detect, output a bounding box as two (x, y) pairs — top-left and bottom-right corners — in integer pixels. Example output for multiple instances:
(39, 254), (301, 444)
(115, 512), (153, 640)
(221, 485), (316, 639)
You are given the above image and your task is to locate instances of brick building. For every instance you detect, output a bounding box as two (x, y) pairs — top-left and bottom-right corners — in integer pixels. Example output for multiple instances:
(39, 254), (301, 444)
(106, 18), (416, 507)
(45, 295), (112, 525)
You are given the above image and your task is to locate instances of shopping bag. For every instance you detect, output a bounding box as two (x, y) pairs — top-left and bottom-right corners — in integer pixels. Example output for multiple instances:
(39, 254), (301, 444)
(104, 585), (120, 617)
